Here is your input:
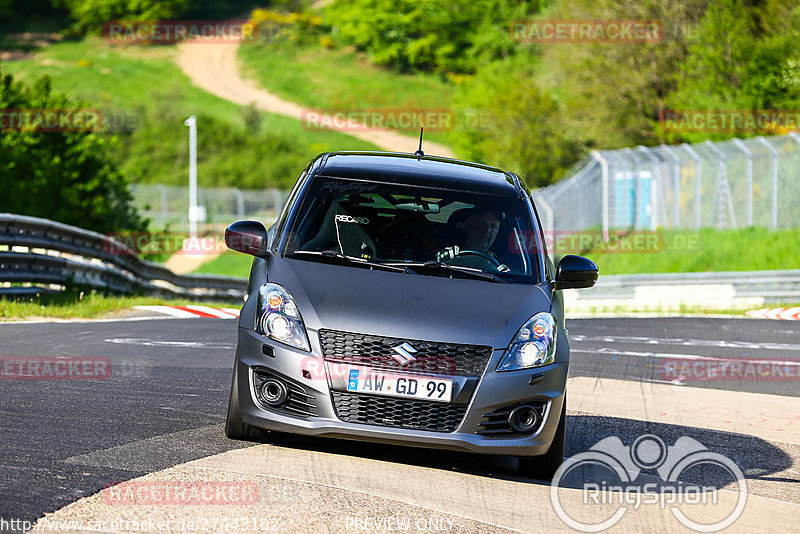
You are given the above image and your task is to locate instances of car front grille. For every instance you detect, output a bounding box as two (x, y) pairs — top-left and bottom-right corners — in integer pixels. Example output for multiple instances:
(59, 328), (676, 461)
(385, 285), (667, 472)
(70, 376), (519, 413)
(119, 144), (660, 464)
(331, 391), (468, 432)
(319, 329), (493, 377)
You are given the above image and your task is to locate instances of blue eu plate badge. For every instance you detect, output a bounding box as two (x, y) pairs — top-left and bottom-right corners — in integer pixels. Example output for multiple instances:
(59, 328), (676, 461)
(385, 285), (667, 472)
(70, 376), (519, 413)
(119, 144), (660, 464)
(347, 369), (359, 391)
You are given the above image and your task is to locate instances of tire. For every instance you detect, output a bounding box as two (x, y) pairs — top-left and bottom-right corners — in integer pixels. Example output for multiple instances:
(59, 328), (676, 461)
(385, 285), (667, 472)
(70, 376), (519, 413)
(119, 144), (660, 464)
(518, 396), (566, 481)
(224, 365), (267, 442)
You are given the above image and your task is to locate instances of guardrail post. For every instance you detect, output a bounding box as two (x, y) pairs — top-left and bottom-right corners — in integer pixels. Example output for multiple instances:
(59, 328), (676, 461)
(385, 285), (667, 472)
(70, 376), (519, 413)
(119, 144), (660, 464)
(591, 151), (610, 242)
(756, 136), (779, 230)
(732, 138), (753, 227)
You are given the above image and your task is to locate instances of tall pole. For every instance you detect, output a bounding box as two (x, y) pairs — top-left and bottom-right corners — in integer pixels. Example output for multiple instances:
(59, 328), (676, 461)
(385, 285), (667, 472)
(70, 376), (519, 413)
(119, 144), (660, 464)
(184, 115), (198, 240)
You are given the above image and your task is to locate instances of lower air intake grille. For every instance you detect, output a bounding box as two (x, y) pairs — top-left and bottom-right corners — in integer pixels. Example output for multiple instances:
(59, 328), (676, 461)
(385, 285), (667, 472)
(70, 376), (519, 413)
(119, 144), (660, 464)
(331, 391), (467, 432)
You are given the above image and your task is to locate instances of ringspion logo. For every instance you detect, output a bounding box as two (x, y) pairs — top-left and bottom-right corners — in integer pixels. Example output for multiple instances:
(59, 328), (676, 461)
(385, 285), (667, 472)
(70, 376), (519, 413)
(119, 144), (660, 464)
(552, 434), (746, 532)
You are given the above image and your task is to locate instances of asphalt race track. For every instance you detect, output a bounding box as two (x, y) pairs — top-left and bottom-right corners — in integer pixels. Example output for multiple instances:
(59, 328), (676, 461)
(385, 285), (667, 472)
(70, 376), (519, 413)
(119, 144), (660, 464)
(1, 316), (798, 532)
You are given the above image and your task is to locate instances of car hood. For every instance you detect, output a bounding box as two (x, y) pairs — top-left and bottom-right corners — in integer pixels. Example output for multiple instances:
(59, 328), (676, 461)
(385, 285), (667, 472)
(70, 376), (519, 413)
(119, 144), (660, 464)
(265, 256), (552, 349)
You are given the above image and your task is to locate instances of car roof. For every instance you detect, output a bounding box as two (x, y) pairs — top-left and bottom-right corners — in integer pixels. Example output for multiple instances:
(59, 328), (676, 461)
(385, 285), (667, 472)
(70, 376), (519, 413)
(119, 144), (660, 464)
(314, 152), (526, 197)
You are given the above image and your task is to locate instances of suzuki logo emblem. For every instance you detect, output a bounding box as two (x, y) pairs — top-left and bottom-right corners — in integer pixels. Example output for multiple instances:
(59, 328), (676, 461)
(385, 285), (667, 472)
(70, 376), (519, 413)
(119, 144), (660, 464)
(390, 342), (418, 365)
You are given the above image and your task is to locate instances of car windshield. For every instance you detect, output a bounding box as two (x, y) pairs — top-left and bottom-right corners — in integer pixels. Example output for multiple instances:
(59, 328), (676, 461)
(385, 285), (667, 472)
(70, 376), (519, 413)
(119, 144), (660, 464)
(283, 177), (544, 282)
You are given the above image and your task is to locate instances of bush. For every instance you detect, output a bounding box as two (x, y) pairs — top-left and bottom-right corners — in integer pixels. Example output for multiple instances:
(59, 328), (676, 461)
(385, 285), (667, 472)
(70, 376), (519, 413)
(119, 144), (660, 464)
(326, 0), (541, 74)
(61, 0), (189, 33)
(0, 68), (145, 233)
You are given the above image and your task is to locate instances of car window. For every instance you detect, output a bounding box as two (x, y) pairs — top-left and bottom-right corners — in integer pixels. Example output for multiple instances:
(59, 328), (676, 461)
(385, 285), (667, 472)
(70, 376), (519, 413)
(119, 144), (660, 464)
(284, 177), (543, 282)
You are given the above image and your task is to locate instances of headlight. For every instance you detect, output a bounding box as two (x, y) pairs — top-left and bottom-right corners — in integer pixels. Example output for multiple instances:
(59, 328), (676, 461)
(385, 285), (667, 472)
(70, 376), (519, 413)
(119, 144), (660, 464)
(255, 283), (311, 351)
(497, 312), (557, 371)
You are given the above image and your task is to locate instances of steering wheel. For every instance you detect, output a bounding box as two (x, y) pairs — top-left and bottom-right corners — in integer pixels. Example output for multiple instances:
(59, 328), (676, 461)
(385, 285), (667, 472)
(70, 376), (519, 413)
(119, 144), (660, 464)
(452, 249), (502, 267)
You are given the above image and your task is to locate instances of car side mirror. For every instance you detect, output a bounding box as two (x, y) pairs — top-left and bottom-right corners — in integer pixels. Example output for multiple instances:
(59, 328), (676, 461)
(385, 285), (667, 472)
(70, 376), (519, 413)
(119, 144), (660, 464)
(554, 255), (598, 290)
(225, 220), (269, 258)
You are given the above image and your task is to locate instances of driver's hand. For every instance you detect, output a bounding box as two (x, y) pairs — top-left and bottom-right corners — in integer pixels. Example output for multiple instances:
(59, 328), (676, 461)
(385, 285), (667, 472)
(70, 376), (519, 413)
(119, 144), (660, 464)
(435, 246), (460, 262)
(497, 263), (511, 272)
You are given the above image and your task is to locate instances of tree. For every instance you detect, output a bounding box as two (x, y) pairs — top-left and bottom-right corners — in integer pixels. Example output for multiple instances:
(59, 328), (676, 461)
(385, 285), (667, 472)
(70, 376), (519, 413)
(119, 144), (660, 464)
(60, 0), (189, 33)
(537, 0), (709, 148)
(665, 0), (800, 141)
(449, 58), (586, 187)
(0, 68), (145, 233)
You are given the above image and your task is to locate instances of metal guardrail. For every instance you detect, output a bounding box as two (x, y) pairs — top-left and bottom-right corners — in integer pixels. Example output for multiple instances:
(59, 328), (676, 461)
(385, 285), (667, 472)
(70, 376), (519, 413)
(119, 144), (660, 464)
(0, 214), (247, 302)
(569, 268), (800, 308)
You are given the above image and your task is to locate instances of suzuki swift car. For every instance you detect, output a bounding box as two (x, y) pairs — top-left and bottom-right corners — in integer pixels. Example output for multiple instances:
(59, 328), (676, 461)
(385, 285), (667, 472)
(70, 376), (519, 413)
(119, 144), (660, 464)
(223, 151), (597, 479)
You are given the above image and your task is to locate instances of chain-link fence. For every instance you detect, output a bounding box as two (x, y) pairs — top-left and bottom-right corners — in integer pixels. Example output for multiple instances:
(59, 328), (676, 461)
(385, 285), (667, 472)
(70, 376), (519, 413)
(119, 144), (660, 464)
(130, 184), (288, 230)
(533, 133), (800, 238)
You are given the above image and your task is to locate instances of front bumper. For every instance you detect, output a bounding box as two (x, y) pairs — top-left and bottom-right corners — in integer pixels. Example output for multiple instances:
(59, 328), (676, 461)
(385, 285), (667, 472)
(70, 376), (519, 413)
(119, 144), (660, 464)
(233, 327), (568, 456)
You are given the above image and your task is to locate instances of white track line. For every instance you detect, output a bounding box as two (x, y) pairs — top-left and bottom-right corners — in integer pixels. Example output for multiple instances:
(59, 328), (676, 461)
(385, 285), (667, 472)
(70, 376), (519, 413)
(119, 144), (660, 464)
(571, 348), (800, 367)
(570, 334), (800, 352)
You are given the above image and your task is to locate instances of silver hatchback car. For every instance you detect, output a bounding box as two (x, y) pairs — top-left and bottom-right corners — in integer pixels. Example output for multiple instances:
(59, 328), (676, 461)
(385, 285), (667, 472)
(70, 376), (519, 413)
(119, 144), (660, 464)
(223, 152), (597, 479)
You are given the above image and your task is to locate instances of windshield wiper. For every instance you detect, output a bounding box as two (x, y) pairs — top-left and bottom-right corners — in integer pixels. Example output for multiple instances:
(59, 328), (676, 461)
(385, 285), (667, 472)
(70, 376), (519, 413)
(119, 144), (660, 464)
(290, 250), (411, 273)
(384, 260), (505, 282)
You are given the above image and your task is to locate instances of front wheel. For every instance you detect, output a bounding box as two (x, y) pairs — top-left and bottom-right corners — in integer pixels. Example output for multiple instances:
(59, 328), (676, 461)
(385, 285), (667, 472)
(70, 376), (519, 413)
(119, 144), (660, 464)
(518, 396), (566, 481)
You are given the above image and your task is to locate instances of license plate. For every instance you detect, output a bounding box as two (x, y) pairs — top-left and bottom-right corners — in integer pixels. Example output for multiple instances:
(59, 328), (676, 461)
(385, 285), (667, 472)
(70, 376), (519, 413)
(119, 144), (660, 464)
(346, 368), (453, 403)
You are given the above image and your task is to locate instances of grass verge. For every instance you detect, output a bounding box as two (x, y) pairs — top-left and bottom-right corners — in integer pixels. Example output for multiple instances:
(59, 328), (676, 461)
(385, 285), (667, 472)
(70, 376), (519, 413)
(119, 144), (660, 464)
(237, 41), (456, 147)
(192, 251), (254, 277)
(0, 291), (237, 321)
(583, 227), (800, 275)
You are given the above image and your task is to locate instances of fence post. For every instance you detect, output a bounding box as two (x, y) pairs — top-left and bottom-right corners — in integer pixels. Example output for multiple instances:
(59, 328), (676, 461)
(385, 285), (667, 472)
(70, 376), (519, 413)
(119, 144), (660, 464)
(732, 138), (753, 227)
(267, 189), (283, 220)
(156, 185), (168, 227)
(591, 151), (610, 242)
(705, 140), (736, 229)
(637, 146), (660, 231)
(681, 144), (702, 229)
(232, 188), (245, 220)
(756, 136), (778, 230)
(659, 144), (681, 228)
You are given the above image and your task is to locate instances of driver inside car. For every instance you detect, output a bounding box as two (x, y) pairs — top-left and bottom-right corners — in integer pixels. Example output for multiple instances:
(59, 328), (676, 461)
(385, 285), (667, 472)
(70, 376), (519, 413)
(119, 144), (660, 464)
(436, 207), (510, 272)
